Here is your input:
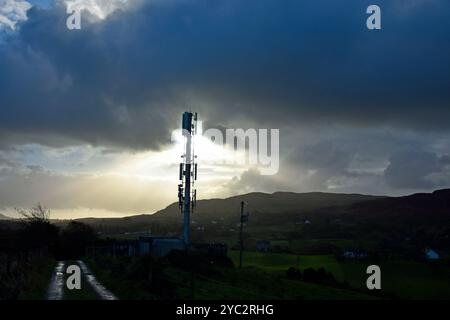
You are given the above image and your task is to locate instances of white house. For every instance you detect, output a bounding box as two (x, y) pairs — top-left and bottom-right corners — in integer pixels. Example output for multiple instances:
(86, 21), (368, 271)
(424, 248), (440, 260)
(343, 250), (368, 259)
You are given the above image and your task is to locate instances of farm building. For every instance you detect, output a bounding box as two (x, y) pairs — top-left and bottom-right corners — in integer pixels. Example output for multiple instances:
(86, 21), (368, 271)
(424, 248), (440, 260)
(87, 237), (184, 258)
(87, 237), (227, 258)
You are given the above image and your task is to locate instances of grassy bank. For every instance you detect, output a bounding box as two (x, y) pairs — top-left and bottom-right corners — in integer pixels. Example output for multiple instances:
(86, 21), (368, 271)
(16, 257), (56, 300)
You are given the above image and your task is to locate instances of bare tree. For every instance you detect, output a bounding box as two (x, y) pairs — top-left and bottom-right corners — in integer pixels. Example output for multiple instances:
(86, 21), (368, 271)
(16, 203), (51, 223)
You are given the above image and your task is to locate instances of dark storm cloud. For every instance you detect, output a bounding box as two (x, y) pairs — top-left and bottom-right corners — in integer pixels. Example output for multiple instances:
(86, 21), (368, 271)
(279, 128), (450, 193)
(384, 149), (450, 189)
(228, 136), (450, 196)
(221, 167), (292, 195)
(0, 0), (449, 150)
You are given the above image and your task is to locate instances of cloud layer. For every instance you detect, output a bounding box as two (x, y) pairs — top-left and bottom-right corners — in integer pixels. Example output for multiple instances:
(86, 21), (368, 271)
(1, 0), (449, 150)
(0, 0), (31, 30)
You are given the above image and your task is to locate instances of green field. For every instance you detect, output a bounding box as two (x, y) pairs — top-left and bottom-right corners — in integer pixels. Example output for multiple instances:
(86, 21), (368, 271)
(340, 260), (450, 299)
(229, 250), (450, 299)
(86, 255), (374, 300)
(163, 266), (373, 300)
(230, 251), (341, 274)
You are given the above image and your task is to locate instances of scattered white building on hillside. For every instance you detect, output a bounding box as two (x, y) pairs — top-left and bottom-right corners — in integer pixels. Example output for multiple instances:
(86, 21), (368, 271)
(342, 250), (368, 259)
(424, 248), (440, 260)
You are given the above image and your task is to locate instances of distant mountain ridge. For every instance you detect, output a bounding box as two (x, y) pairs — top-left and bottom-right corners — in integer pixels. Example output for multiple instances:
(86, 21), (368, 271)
(69, 189), (450, 236)
(0, 213), (12, 220)
(73, 191), (385, 230)
(348, 188), (450, 222)
(147, 191), (384, 223)
(2, 189), (449, 245)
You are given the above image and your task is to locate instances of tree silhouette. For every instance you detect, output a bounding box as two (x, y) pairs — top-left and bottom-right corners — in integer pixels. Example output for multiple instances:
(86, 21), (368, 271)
(16, 203), (51, 223)
(15, 204), (59, 250)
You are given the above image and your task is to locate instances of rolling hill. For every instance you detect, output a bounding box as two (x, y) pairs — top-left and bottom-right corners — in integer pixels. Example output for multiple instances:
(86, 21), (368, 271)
(2, 189), (449, 252)
(71, 189), (450, 251)
(74, 191), (383, 231)
(73, 189), (450, 231)
(349, 189), (450, 220)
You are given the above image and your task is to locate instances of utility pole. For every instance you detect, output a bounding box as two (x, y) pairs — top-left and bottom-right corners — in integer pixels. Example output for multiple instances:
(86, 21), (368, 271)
(239, 201), (249, 268)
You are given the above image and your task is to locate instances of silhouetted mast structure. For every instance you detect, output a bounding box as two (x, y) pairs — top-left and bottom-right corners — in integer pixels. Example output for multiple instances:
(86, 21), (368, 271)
(178, 112), (198, 245)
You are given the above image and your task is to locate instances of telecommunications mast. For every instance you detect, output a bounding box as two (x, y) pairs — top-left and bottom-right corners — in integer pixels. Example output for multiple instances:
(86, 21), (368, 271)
(178, 112), (198, 245)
